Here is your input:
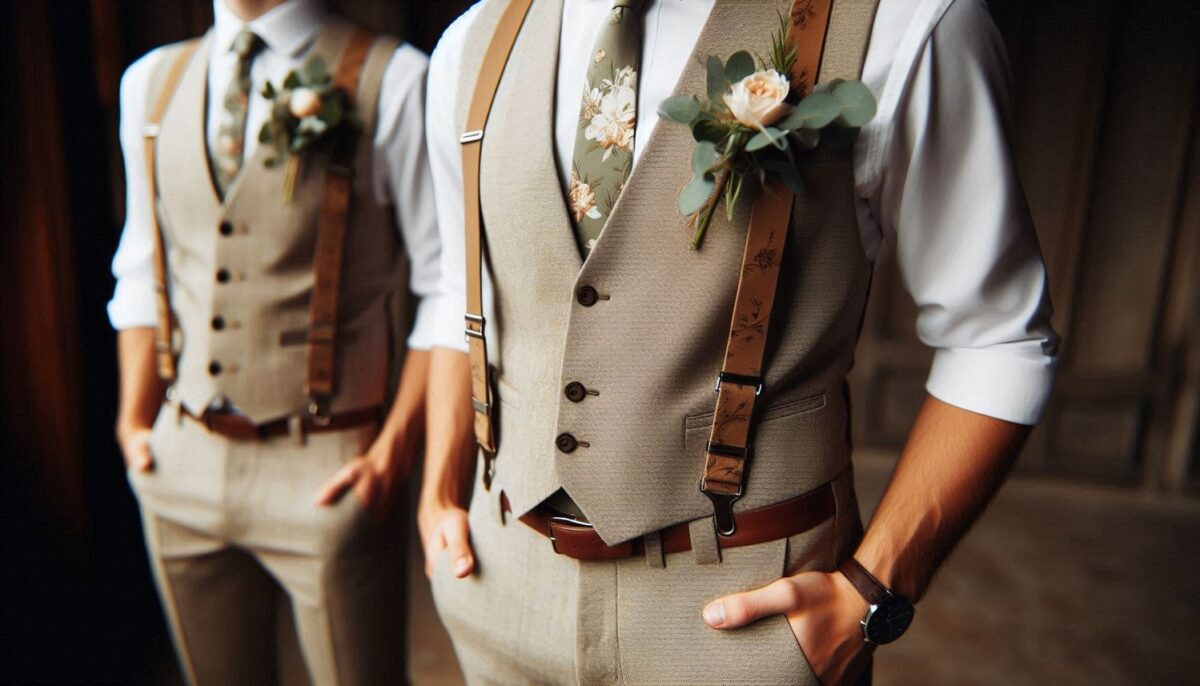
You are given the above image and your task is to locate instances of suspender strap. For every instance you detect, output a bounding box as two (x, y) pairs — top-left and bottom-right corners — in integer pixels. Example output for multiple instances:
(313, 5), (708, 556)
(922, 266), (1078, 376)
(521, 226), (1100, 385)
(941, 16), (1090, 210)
(461, 0), (535, 487)
(700, 0), (838, 536)
(144, 39), (201, 382)
(304, 28), (376, 422)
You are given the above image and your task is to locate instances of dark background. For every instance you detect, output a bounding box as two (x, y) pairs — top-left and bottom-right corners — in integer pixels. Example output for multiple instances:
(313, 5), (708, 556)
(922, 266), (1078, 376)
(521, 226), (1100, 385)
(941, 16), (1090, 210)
(1, 1), (1197, 684)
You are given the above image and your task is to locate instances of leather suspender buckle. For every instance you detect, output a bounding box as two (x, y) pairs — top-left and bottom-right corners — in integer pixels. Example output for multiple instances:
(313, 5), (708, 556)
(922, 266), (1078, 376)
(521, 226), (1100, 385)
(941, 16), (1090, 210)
(714, 371), (764, 396)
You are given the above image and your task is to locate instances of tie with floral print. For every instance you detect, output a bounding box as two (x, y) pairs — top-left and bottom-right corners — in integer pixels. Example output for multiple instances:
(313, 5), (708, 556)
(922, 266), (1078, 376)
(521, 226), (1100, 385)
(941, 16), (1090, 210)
(568, 0), (645, 258)
(211, 29), (263, 197)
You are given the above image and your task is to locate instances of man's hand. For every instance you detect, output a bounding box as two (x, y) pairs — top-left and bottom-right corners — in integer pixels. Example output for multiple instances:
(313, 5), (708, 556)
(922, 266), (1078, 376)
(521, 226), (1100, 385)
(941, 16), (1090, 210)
(119, 425), (156, 473)
(314, 440), (405, 519)
(703, 569), (871, 685)
(418, 504), (474, 579)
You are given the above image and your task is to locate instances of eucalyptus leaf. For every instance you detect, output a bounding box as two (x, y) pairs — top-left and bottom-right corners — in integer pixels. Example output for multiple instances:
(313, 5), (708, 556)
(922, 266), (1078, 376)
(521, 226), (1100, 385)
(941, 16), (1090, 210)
(283, 71), (300, 90)
(781, 92), (840, 129)
(832, 80), (876, 128)
(725, 51), (756, 83)
(747, 127), (788, 152)
(814, 78), (842, 95)
(302, 57), (327, 84)
(258, 123), (272, 144)
(820, 125), (860, 149)
(679, 174), (716, 215)
(691, 141), (718, 176)
(320, 96), (343, 126)
(658, 95), (700, 124)
(777, 167), (805, 194)
(706, 56), (730, 103)
(262, 81), (276, 99)
(692, 119), (728, 144)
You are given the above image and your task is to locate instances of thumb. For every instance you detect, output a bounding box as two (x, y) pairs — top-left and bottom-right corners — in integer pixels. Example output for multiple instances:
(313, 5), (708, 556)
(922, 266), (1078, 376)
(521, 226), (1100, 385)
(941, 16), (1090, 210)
(703, 578), (802, 629)
(439, 513), (475, 579)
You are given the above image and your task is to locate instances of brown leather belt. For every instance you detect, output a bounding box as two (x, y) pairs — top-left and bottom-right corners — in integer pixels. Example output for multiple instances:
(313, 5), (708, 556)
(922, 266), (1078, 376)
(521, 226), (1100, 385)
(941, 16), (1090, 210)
(182, 406), (380, 441)
(502, 482), (835, 562)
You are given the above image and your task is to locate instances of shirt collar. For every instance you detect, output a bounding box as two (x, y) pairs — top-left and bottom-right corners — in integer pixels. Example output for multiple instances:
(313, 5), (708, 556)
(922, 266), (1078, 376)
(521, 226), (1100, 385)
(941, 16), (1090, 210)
(212, 0), (325, 59)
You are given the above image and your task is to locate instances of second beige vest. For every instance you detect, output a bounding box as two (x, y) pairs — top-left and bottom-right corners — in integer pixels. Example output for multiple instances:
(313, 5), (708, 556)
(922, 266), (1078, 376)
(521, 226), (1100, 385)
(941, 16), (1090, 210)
(149, 20), (408, 423)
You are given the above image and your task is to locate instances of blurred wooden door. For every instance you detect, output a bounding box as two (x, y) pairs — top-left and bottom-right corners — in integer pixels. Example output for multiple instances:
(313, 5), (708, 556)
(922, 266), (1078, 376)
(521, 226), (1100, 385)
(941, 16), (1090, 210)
(849, 0), (1200, 494)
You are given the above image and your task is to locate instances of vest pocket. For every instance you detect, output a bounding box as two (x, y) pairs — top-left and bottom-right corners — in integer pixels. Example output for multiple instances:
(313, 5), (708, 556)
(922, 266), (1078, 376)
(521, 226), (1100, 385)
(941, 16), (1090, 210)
(684, 391), (827, 434)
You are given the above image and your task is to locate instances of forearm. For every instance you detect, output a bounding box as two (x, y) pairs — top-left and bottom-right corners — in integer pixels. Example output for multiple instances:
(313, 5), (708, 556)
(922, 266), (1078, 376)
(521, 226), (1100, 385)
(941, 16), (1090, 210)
(854, 394), (1031, 601)
(115, 327), (166, 442)
(371, 348), (431, 476)
(419, 347), (477, 513)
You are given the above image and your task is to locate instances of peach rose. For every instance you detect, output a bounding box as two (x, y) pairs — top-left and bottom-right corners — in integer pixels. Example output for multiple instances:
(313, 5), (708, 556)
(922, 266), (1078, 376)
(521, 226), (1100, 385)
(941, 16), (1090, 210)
(723, 69), (792, 129)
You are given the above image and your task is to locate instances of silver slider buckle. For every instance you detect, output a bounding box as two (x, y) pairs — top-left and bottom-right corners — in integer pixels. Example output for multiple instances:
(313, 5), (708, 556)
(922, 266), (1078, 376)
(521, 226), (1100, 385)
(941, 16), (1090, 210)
(143, 124), (161, 139)
(714, 371), (764, 396)
(464, 312), (486, 340)
(459, 130), (484, 144)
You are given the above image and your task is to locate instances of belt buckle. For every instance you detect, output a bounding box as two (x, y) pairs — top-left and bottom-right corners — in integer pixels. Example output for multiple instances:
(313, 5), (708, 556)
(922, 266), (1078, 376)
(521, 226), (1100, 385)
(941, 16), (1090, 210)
(546, 513), (592, 556)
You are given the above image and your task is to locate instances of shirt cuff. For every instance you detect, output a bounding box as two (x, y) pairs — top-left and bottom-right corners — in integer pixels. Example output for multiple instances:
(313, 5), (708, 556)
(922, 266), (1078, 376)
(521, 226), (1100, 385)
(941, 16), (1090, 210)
(925, 346), (1059, 426)
(107, 277), (159, 330)
(407, 294), (469, 352)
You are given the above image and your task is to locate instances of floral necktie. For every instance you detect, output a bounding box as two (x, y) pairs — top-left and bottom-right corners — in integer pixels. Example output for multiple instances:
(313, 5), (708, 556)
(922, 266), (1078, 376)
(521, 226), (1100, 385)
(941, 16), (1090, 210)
(211, 29), (263, 197)
(567, 0), (646, 258)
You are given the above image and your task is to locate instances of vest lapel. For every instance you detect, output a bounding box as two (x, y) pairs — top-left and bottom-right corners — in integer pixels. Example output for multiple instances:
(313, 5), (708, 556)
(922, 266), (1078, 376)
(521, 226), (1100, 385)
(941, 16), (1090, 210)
(164, 32), (223, 219)
(585, 0), (791, 261)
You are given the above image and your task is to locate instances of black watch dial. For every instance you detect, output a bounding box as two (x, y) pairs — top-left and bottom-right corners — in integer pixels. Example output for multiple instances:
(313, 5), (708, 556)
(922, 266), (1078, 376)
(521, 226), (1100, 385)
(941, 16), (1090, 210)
(863, 593), (915, 645)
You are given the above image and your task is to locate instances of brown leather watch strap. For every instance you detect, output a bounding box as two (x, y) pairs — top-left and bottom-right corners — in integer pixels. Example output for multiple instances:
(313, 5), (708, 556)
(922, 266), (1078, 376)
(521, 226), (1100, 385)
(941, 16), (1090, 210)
(700, 0), (837, 535)
(304, 28), (375, 422)
(144, 38), (202, 382)
(461, 0), (535, 487)
(838, 557), (890, 606)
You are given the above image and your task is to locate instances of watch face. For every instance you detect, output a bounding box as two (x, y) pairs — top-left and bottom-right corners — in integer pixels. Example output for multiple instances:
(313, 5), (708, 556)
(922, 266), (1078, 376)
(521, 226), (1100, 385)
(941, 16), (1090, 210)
(864, 594), (915, 645)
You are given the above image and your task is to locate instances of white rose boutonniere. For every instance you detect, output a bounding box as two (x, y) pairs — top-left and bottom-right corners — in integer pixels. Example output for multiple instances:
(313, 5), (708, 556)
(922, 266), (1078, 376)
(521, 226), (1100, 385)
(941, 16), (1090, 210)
(658, 13), (877, 249)
(258, 56), (362, 202)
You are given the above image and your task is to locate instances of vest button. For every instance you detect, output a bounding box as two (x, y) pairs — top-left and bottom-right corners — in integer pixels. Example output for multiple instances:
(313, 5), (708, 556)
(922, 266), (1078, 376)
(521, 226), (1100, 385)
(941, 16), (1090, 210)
(208, 361), (223, 376)
(219, 221), (234, 236)
(577, 286), (599, 307)
(555, 432), (578, 453)
(564, 382), (587, 403)
(211, 316), (226, 331)
(215, 268), (231, 283)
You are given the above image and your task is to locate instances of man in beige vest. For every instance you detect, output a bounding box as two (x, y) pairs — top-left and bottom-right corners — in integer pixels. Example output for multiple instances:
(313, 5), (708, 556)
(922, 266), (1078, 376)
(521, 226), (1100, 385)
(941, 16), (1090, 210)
(418, 0), (1059, 684)
(109, 0), (443, 682)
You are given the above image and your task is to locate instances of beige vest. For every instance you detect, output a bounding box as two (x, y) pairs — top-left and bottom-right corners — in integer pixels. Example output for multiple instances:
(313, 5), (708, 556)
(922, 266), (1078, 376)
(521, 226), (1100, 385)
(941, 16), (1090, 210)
(148, 21), (407, 423)
(458, 0), (878, 545)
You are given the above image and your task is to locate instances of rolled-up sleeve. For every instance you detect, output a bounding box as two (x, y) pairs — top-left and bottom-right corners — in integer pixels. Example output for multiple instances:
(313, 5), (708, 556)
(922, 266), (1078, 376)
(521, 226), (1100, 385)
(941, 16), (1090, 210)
(872, 0), (1060, 425)
(108, 50), (164, 330)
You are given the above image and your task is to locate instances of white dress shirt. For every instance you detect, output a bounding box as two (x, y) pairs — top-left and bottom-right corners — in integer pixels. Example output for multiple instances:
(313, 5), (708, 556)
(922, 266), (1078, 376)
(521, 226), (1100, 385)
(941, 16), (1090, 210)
(108, 0), (446, 350)
(425, 0), (1060, 426)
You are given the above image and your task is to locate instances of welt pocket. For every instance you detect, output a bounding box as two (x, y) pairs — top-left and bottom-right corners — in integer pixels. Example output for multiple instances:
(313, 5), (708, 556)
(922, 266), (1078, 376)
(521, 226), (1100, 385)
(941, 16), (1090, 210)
(684, 392), (827, 432)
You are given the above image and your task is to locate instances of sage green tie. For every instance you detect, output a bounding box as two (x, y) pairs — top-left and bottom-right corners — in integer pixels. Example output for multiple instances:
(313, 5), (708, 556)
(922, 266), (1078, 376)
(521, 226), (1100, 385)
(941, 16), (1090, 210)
(568, 0), (645, 257)
(211, 29), (263, 197)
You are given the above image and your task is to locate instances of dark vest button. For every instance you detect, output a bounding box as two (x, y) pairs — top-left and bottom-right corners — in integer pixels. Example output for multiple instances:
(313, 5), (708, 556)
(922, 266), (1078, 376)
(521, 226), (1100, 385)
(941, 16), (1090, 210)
(208, 361), (223, 376)
(219, 221), (234, 236)
(215, 268), (231, 283)
(564, 382), (587, 403)
(555, 432), (578, 453)
(211, 316), (226, 331)
(577, 286), (599, 307)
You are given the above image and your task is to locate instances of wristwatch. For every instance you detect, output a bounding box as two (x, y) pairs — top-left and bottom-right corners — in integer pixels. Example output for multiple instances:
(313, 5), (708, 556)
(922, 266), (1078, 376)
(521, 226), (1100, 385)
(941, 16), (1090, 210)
(837, 557), (915, 645)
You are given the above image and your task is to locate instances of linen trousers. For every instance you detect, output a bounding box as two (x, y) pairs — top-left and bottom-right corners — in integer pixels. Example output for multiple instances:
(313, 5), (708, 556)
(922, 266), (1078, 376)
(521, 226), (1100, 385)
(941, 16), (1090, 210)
(431, 462), (864, 685)
(128, 402), (408, 686)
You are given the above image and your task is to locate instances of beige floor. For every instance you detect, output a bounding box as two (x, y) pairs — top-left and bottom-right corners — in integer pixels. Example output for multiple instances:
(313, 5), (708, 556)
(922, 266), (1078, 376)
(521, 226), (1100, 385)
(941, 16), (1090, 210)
(407, 452), (1200, 685)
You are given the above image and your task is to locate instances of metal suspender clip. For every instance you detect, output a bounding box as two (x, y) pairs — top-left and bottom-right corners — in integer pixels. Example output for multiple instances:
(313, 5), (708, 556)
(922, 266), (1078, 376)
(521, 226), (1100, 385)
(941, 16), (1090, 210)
(459, 130), (484, 144)
(714, 371), (764, 396)
(465, 312), (486, 340)
(701, 483), (742, 537)
(307, 395), (333, 426)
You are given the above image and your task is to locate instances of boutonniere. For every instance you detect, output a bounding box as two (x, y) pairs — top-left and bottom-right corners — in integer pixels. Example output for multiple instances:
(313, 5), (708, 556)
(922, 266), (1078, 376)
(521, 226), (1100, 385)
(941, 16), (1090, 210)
(258, 56), (361, 202)
(658, 14), (877, 249)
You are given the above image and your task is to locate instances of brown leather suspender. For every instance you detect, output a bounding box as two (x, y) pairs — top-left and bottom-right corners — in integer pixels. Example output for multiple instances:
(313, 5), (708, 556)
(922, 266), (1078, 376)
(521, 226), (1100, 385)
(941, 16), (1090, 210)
(461, 0), (535, 487)
(144, 39), (201, 382)
(304, 28), (375, 422)
(700, 0), (837, 535)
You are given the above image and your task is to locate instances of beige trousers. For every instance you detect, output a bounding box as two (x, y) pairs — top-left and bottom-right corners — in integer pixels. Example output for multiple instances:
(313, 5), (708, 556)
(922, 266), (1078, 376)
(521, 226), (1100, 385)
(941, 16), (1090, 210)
(129, 403), (408, 686)
(431, 464), (863, 685)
